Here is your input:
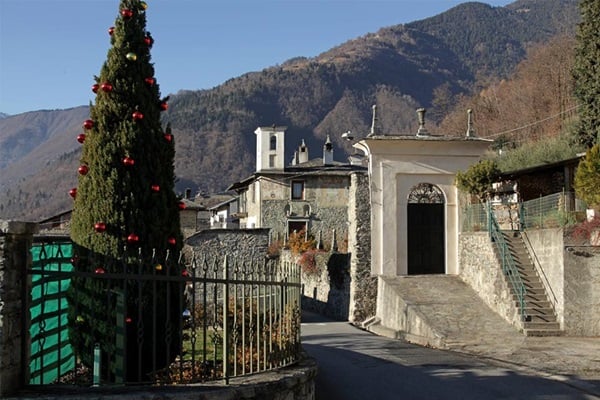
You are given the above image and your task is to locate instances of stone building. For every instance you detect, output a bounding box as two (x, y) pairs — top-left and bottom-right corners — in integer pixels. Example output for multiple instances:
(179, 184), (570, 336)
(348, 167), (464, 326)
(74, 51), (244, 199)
(228, 126), (367, 248)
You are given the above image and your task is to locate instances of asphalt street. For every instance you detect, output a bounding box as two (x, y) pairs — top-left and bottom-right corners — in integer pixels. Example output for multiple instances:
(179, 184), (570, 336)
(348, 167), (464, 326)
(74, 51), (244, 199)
(301, 311), (599, 400)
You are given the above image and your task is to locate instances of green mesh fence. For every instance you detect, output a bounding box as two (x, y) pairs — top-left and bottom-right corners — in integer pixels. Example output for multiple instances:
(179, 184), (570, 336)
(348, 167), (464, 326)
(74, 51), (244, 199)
(29, 240), (75, 384)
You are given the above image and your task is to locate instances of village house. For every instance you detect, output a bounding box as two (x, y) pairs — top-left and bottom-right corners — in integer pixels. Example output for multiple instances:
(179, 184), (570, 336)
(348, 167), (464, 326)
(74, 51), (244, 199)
(228, 126), (367, 249)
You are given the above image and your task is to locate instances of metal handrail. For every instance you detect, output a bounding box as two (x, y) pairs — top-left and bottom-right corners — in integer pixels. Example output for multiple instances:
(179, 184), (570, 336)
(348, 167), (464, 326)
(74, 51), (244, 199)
(488, 205), (529, 322)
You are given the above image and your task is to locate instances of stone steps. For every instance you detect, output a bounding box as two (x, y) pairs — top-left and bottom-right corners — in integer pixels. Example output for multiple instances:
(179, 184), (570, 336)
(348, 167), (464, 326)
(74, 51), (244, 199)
(499, 231), (562, 336)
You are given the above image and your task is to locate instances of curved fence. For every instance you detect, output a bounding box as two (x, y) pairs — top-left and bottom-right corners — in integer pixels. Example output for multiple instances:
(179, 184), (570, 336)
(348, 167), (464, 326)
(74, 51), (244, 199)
(26, 236), (301, 387)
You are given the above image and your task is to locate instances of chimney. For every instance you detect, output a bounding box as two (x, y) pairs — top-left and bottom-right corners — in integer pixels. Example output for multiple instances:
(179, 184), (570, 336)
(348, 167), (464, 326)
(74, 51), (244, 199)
(323, 135), (334, 165)
(298, 140), (309, 163)
(185, 188), (192, 199)
(416, 108), (429, 136)
(466, 109), (475, 138)
(291, 150), (299, 165)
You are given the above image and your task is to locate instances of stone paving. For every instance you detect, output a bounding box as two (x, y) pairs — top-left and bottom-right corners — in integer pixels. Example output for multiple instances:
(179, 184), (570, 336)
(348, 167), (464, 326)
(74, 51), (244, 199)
(368, 275), (600, 396)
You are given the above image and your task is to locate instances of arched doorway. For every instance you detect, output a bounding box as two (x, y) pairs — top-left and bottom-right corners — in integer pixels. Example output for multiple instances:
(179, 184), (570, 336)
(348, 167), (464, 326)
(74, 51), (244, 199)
(407, 183), (445, 275)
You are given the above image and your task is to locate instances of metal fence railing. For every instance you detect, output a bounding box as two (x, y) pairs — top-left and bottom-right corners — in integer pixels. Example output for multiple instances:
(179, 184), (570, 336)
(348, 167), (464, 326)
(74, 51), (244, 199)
(520, 191), (586, 230)
(487, 206), (529, 322)
(461, 191), (587, 233)
(26, 236), (301, 387)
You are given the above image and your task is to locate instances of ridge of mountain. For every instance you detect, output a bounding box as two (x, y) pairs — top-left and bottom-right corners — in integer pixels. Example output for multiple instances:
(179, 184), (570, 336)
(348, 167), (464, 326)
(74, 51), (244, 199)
(0, 0), (579, 221)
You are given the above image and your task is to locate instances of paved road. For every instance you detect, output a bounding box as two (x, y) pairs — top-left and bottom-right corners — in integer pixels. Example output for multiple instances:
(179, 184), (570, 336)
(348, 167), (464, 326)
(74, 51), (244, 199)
(301, 311), (599, 400)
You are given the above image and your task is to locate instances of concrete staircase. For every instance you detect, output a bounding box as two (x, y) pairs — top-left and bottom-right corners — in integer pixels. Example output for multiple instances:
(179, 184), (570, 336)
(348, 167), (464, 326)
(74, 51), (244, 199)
(500, 231), (562, 336)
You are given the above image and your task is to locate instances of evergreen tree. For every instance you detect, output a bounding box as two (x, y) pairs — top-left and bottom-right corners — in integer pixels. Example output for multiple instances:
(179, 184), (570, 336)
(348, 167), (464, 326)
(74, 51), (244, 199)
(574, 144), (600, 208)
(68, 0), (182, 381)
(573, 0), (600, 148)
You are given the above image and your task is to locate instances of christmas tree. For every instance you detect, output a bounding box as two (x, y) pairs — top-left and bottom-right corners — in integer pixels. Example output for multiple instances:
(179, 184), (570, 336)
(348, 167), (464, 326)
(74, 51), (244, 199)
(68, 0), (183, 382)
(573, 0), (600, 148)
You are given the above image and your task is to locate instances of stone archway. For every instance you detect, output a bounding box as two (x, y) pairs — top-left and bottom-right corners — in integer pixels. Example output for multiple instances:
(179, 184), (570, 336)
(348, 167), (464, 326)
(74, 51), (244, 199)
(407, 183), (445, 275)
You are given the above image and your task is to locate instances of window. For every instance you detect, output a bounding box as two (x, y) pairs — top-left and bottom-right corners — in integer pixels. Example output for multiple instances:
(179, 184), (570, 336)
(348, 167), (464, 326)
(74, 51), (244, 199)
(270, 135), (277, 150)
(291, 180), (304, 200)
(288, 221), (307, 236)
(269, 154), (276, 168)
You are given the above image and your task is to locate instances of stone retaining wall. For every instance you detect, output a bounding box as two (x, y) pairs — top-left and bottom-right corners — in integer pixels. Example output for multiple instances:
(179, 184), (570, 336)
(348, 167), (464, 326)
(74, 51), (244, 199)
(0, 221), (38, 397)
(458, 232), (521, 327)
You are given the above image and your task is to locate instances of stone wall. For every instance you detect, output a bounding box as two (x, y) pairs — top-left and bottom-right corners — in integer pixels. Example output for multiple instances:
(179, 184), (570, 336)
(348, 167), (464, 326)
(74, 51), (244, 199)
(458, 232), (521, 327)
(564, 246), (600, 336)
(348, 172), (376, 323)
(298, 251), (351, 321)
(0, 220), (38, 397)
(525, 228), (600, 336)
(185, 228), (270, 263)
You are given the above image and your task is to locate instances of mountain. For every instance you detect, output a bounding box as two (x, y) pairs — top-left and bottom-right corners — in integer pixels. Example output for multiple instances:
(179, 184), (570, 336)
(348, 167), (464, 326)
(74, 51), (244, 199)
(0, 113), (9, 120)
(0, 0), (580, 221)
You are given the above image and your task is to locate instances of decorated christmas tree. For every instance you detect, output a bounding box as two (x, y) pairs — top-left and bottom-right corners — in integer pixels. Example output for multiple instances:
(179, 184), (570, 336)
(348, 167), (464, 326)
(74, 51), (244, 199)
(68, 0), (183, 382)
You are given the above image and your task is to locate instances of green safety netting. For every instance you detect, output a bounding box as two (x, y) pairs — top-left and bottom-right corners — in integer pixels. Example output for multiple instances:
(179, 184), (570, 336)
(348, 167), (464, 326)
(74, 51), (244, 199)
(29, 241), (74, 384)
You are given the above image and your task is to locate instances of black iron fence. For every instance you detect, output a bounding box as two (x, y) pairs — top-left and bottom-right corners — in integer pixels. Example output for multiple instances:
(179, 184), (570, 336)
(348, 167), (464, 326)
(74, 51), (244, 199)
(26, 236), (301, 387)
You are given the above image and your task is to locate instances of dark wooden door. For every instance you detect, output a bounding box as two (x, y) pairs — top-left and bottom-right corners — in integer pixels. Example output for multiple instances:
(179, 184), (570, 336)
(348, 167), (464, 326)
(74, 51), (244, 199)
(407, 203), (445, 275)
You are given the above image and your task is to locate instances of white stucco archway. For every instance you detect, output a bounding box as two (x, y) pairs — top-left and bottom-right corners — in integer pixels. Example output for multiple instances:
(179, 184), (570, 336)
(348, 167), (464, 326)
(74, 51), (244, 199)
(356, 134), (491, 277)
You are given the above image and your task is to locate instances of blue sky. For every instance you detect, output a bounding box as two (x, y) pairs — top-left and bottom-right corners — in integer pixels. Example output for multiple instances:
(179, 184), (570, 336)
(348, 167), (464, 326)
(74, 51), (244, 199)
(0, 0), (512, 116)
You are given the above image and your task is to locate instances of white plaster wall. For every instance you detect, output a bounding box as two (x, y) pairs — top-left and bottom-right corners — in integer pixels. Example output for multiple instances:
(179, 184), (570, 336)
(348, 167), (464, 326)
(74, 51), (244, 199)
(361, 138), (491, 277)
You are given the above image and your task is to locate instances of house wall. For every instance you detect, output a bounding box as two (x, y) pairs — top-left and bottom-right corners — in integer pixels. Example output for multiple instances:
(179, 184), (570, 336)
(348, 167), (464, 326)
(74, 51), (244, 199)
(258, 175), (353, 248)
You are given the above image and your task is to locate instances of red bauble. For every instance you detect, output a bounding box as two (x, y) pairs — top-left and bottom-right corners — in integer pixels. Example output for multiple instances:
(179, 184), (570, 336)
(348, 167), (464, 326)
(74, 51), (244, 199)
(83, 119), (94, 130)
(108, 26), (115, 36)
(151, 184), (160, 192)
(125, 317), (133, 324)
(69, 188), (77, 198)
(122, 156), (135, 167)
(167, 237), (177, 246)
(144, 36), (153, 47)
(127, 233), (140, 244)
(92, 83), (99, 93)
(76, 133), (86, 143)
(94, 222), (106, 233)
(182, 270), (189, 277)
(144, 77), (155, 86)
(78, 165), (89, 175)
(178, 201), (186, 210)
(121, 9), (133, 19)
(70, 256), (79, 266)
(160, 102), (168, 111)
(94, 267), (106, 274)
(132, 111), (144, 121)
(164, 133), (173, 142)
(101, 82), (113, 92)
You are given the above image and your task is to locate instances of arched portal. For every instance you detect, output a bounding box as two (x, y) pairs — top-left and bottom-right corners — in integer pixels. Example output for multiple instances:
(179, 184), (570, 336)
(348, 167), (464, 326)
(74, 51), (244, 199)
(407, 183), (445, 275)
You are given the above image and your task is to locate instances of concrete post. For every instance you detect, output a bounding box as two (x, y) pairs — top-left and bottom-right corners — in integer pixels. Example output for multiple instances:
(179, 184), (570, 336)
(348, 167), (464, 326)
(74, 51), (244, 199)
(0, 220), (38, 397)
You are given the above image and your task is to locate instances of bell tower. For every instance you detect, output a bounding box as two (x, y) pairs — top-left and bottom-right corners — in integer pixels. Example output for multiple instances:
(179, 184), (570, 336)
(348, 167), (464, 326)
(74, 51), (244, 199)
(255, 125), (286, 172)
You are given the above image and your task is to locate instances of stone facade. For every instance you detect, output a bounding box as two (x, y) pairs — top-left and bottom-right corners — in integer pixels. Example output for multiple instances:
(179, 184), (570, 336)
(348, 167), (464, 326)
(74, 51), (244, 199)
(185, 228), (270, 264)
(348, 172), (376, 323)
(458, 232), (521, 327)
(244, 174), (354, 248)
(0, 220), (38, 397)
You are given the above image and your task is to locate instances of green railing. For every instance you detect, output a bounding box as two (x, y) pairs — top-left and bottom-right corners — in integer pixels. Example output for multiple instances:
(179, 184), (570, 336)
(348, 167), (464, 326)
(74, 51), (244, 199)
(520, 191), (585, 230)
(487, 205), (529, 322)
